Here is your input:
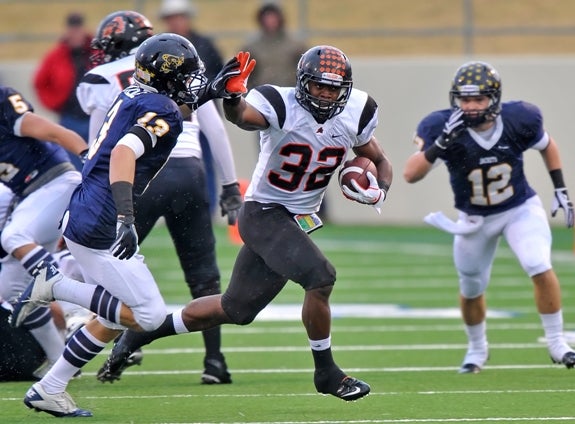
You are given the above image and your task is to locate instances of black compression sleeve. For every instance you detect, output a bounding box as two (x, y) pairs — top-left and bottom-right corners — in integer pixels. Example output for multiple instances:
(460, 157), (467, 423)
(550, 169), (566, 189)
(110, 181), (134, 216)
(423, 144), (442, 163)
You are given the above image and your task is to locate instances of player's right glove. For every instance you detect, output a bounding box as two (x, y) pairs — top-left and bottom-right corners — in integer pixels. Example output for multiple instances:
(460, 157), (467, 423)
(111, 215), (139, 260)
(434, 108), (466, 149)
(551, 188), (574, 228)
(341, 172), (386, 214)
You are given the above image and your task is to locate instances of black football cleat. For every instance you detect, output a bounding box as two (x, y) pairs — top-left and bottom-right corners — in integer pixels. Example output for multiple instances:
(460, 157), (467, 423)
(551, 351), (575, 369)
(201, 356), (232, 384)
(458, 363), (482, 374)
(314, 367), (370, 401)
(97, 338), (143, 383)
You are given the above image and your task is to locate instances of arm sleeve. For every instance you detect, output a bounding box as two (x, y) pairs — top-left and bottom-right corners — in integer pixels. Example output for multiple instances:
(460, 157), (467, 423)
(196, 101), (238, 185)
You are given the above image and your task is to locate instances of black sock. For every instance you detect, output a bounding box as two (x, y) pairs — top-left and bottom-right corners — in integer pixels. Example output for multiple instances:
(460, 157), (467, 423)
(311, 347), (337, 370)
(121, 314), (176, 351)
(202, 326), (222, 359)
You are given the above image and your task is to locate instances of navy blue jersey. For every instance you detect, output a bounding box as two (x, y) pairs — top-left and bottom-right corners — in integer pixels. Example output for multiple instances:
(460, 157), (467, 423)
(417, 101), (544, 216)
(0, 86), (72, 196)
(63, 86), (183, 249)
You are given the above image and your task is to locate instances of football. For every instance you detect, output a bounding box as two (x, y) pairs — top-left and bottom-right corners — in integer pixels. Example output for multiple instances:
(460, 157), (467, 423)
(338, 156), (377, 197)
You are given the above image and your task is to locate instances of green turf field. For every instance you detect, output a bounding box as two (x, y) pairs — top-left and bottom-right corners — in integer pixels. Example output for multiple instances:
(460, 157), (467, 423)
(2, 223), (575, 423)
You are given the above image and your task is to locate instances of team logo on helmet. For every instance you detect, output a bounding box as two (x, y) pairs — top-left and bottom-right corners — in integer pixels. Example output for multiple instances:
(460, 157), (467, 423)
(160, 54), (184, 73)
(318, 47), (348, 83)
(101, 16), (126, 39)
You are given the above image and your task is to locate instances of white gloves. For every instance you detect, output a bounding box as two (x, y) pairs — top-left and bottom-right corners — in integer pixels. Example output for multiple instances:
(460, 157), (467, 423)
(341, 171), (386, 214)
(551, 188), (574, 228)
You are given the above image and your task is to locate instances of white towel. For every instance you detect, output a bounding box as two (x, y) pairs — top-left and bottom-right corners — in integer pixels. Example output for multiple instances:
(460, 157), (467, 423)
(424, 211), (484, 235)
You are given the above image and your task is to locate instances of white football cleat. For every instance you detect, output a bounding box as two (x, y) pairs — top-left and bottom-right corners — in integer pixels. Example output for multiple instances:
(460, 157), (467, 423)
(24, 383), (92, 417)
(11, 262), (61, 328)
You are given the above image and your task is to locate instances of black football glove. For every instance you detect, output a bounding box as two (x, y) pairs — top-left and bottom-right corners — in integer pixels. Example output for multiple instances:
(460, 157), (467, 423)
(219, 182), (243, 225)
(208, 57), (242, 100)
(111, 215), (138, 260)
(434, 108), (466, 149)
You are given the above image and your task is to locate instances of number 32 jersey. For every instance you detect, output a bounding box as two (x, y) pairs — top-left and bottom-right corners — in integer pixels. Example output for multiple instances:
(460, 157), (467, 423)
(415, 101), (548, 216)
(245, 85), (379, 215)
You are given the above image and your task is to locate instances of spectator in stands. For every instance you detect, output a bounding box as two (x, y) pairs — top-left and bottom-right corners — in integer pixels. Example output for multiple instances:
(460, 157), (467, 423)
(33, 12), (92, 169)
(240, 1), (308, 90)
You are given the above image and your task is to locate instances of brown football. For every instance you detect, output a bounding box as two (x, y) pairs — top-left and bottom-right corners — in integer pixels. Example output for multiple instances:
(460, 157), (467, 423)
(338, 156), (377, 197)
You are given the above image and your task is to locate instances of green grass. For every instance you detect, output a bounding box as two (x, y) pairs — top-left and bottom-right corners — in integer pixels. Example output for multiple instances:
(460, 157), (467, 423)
(2, 223), (575, 423)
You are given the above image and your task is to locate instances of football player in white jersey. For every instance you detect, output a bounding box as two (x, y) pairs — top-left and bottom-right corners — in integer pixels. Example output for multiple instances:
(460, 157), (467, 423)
(100, 45), (393, 402)
(76, 10), (239, 384)
(404, 61), (575, 373)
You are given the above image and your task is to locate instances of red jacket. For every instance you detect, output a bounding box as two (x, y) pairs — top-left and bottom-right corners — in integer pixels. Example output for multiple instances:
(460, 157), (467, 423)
(33, 36), (92, 112)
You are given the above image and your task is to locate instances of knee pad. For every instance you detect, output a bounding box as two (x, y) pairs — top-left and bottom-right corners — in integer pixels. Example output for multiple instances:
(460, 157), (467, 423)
(221, 292), (258, 326)
(0, 225), (21, 256)
(299, 259), (336, 290)
(519, 251), (551, 277)
(459, 273), (487, 299)
(131, 297), (167, 332)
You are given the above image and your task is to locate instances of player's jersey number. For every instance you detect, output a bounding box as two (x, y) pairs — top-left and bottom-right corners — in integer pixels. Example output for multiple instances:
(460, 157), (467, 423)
(8, 94), (30, 114)
(268, 143), (346, 192)
(468, 163), (513, 206)
(88, 99), (170, 160)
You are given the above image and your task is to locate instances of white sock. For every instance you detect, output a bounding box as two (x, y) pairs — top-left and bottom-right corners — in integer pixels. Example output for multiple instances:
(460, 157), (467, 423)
(540, 310), (572, 359)
(41, 330), (107, 394)
(464, 321), (488, 352)
(309, 336), (331, 351)
(52, 274), (97, 310)
(172, 308), (189, 334)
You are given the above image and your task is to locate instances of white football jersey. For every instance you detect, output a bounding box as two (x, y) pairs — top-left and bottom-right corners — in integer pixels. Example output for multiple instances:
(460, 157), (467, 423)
(76, 53), (237, 184)
(244, 85), (378, 214)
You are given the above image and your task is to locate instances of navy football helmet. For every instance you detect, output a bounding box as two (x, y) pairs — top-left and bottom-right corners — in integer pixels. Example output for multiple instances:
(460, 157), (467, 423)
(449, 61), (502, 126)
(134, 33), (207, 107)
(91, 11), (154, 66)
(295, 45), (353, 123)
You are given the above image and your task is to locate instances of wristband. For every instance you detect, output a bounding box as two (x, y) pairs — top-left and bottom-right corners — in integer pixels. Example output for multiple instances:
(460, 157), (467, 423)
(550, 169), (566, 189)
(110, 181), (134, 216)
(222, 181), (240, 189)
(423, 144), (442, 163)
